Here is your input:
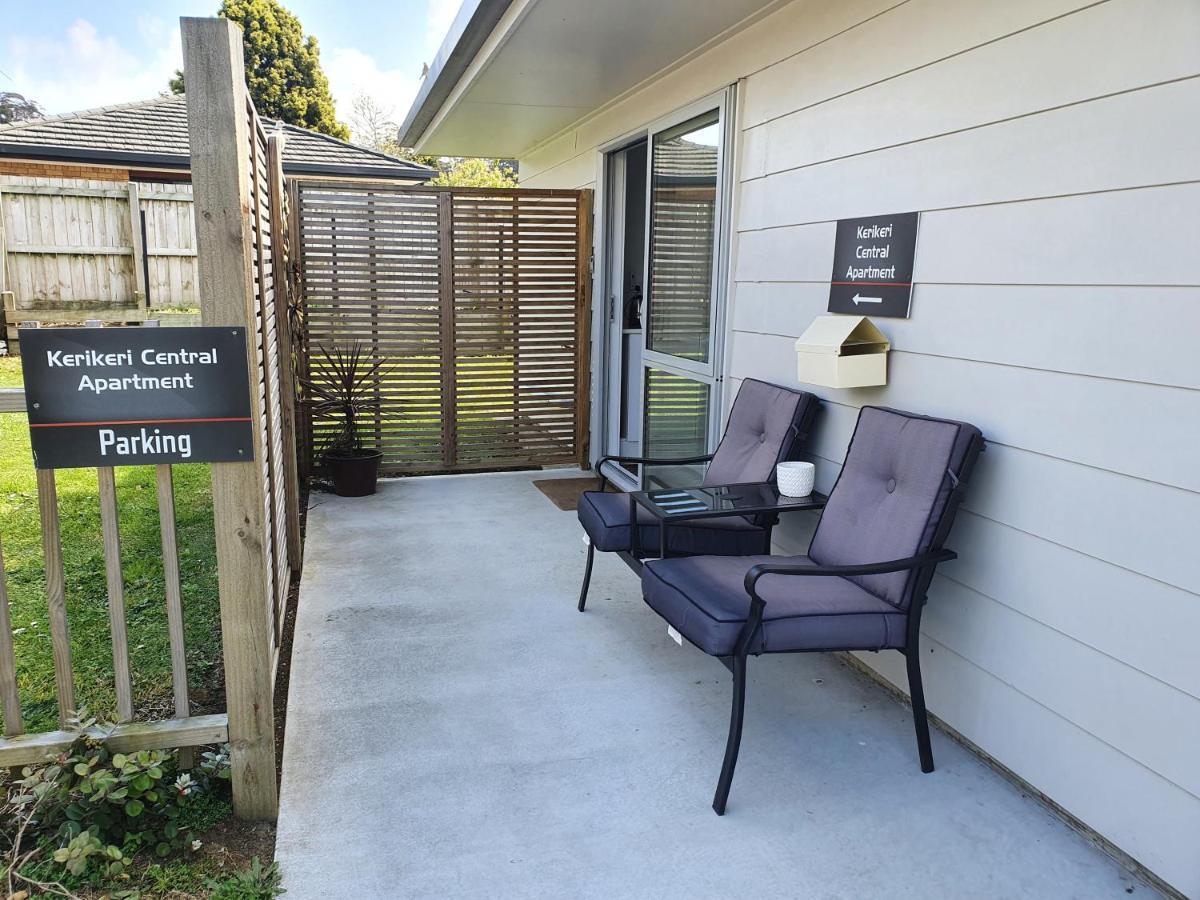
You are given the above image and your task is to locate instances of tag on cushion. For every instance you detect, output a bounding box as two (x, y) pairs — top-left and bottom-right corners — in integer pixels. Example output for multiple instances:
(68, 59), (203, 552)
(667, 625), (683, 646)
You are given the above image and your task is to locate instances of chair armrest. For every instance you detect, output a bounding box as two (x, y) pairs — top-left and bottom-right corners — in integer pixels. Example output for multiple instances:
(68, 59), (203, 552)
(744, 549), (957, 598)
(599, 453), (714, 468)
(597, 453), (714, 489)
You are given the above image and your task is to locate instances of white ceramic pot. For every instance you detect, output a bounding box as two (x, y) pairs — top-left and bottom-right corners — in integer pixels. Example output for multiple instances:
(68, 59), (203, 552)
(776, 461), (815, 497)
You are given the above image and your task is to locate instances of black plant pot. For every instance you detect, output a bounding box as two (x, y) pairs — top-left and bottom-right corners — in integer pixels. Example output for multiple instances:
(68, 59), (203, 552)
(325, 449), (383, 497)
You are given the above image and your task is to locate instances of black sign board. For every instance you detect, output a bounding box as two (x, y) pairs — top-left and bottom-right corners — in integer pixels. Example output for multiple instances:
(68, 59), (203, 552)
(19, 327), (254, 469)
(828, 211), (920, 318)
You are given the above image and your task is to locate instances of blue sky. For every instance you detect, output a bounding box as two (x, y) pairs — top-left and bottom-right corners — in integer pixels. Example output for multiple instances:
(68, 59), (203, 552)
(1, 0), (460, 137)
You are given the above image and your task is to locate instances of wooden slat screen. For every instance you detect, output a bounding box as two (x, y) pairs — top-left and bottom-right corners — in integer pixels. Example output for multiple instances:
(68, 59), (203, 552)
(245, 100), (291, 649)
(296, 182), (592, 475)
(298, 184), (443, 470)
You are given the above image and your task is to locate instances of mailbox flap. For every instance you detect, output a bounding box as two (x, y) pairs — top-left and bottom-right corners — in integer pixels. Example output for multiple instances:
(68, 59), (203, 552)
(795, 315), (890, 357)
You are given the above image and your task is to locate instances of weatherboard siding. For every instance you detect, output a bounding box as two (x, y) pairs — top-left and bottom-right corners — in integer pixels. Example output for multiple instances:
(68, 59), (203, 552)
(517, 0), (1200, 893)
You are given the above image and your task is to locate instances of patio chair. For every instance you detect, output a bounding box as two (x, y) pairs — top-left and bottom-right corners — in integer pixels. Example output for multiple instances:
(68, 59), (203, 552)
(576, 379), (819, 611)
(640, 406), (984, 814)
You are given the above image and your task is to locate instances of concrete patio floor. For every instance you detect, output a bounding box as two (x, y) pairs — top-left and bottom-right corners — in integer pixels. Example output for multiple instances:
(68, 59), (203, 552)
(276, 470), (1150, 899)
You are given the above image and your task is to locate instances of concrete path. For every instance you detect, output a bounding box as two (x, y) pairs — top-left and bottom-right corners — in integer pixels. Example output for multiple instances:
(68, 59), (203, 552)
(276, 470), (1149, 899)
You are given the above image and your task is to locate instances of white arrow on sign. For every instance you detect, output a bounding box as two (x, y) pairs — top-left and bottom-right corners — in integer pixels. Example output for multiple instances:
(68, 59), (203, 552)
(852, 293), (883, 305)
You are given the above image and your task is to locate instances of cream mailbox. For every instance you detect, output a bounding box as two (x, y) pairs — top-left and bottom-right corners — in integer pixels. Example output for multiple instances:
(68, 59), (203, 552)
(794, 315), (890, 388)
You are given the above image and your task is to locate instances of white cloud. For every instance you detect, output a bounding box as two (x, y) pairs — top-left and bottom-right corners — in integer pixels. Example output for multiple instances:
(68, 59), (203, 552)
(3, 18), (181, 115)
(4, 1), (464, 144)
(324, 0), (464, 144)
(424, 0), (463, 57)
(324, 46), (421, 134)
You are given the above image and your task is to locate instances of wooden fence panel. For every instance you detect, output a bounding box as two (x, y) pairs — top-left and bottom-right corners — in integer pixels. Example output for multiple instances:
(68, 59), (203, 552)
(141, 183), (199, 308)
(298, 182), (444, 470)
(452, 191), (584, 469)
(0, 176), (198, 313)
(0, 178), (137, 308)
(295, 181), (592, 475)
(0, 20), (297, 821)
(0, 386), (228, 765)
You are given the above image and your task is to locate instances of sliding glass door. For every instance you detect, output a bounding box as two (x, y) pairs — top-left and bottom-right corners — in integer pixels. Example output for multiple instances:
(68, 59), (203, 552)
(640, 90), (733, 487)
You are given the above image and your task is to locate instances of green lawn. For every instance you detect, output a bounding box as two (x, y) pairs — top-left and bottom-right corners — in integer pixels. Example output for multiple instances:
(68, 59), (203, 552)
(0, 357), (224, 734)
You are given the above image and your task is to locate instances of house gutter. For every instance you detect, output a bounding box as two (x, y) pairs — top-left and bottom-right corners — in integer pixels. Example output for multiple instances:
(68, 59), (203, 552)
(0, 146), (434, 182)
(282, 162), (433, 181)
(397, 0), (516, 148)
(0, 144), (191, 171)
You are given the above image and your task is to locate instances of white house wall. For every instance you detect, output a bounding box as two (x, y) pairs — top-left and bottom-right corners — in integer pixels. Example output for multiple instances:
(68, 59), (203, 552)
(517, 0), (1200, 894)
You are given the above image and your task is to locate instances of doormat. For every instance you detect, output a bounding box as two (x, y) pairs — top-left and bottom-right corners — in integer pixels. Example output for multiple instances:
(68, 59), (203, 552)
(532, 476), (612, 511)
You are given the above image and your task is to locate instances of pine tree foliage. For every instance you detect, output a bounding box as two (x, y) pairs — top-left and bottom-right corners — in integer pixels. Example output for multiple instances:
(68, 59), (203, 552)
(170, 0), (349, 140)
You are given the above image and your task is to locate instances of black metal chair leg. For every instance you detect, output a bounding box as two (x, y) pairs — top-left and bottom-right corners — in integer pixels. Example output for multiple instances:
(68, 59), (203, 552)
(577, 540), (595, 612)
(906, 648), (935, 773)
(712, 653), (748, 815)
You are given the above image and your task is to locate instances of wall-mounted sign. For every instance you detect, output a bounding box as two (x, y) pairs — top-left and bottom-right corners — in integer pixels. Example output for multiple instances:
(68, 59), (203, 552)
(19, 327), (254, 469)
(828, 211), (919, 318)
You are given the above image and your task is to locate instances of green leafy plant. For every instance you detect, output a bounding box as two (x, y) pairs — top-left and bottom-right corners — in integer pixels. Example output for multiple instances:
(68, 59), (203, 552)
(52, 827), (132, 878)
(206, 857), (286, 899)
(428, 156), (518, 188)
(5, 711), (236, 894)
(303, 341), (389, 458)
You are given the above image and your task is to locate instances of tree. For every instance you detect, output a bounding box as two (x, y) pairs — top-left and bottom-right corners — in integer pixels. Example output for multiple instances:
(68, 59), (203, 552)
(348, 94), (401, 155)
(429, 157), (518, 188)
(0, 92), (42, 125)
(346, 92), (518, 183)
(347, 94), (440, 168)
(349, 92), (518, 181)
(170, 0), (349, 140)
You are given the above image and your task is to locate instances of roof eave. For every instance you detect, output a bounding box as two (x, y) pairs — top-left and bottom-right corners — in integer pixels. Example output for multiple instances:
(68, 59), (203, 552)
(398, 0), (516, 148)
(0, 144), (191, 170)
(283, 162), (432, 181)
(0, 145), (433, 182)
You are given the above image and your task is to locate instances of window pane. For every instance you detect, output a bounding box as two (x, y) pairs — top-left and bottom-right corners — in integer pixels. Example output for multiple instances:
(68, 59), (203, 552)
(642, 367), (710, 489)
(645, 110), (719, 364)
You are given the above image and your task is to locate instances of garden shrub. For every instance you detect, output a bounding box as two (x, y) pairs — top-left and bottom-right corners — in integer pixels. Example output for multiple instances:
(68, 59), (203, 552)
(5, 711), (234, 891)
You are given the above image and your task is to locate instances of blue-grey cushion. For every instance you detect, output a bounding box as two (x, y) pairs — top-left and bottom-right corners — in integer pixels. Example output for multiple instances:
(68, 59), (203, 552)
(642, 555), (906, 656)
(808, 407), (981, 609)
(578, 490), (766, 557)
(702, 379), (819, 487)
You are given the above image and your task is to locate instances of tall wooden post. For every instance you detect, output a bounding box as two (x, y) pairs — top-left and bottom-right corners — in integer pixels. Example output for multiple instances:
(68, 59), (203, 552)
(181, 15), (278, 820)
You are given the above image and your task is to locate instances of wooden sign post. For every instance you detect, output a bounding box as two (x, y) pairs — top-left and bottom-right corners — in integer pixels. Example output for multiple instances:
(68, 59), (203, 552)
(181, 15), (279, 821)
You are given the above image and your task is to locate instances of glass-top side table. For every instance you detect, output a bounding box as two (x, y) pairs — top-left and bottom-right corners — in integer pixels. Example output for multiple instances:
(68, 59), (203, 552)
(630, 483), (828, 560)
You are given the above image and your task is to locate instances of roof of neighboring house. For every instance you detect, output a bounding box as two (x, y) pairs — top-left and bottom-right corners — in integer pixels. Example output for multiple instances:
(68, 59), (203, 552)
(655, 138), (718, 179)
(0, 94), (435, 181)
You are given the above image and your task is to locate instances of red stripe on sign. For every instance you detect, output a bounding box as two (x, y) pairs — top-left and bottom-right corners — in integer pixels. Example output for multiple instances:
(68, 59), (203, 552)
(29, 417), (253, 429)
(831, 281), (912, 286)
